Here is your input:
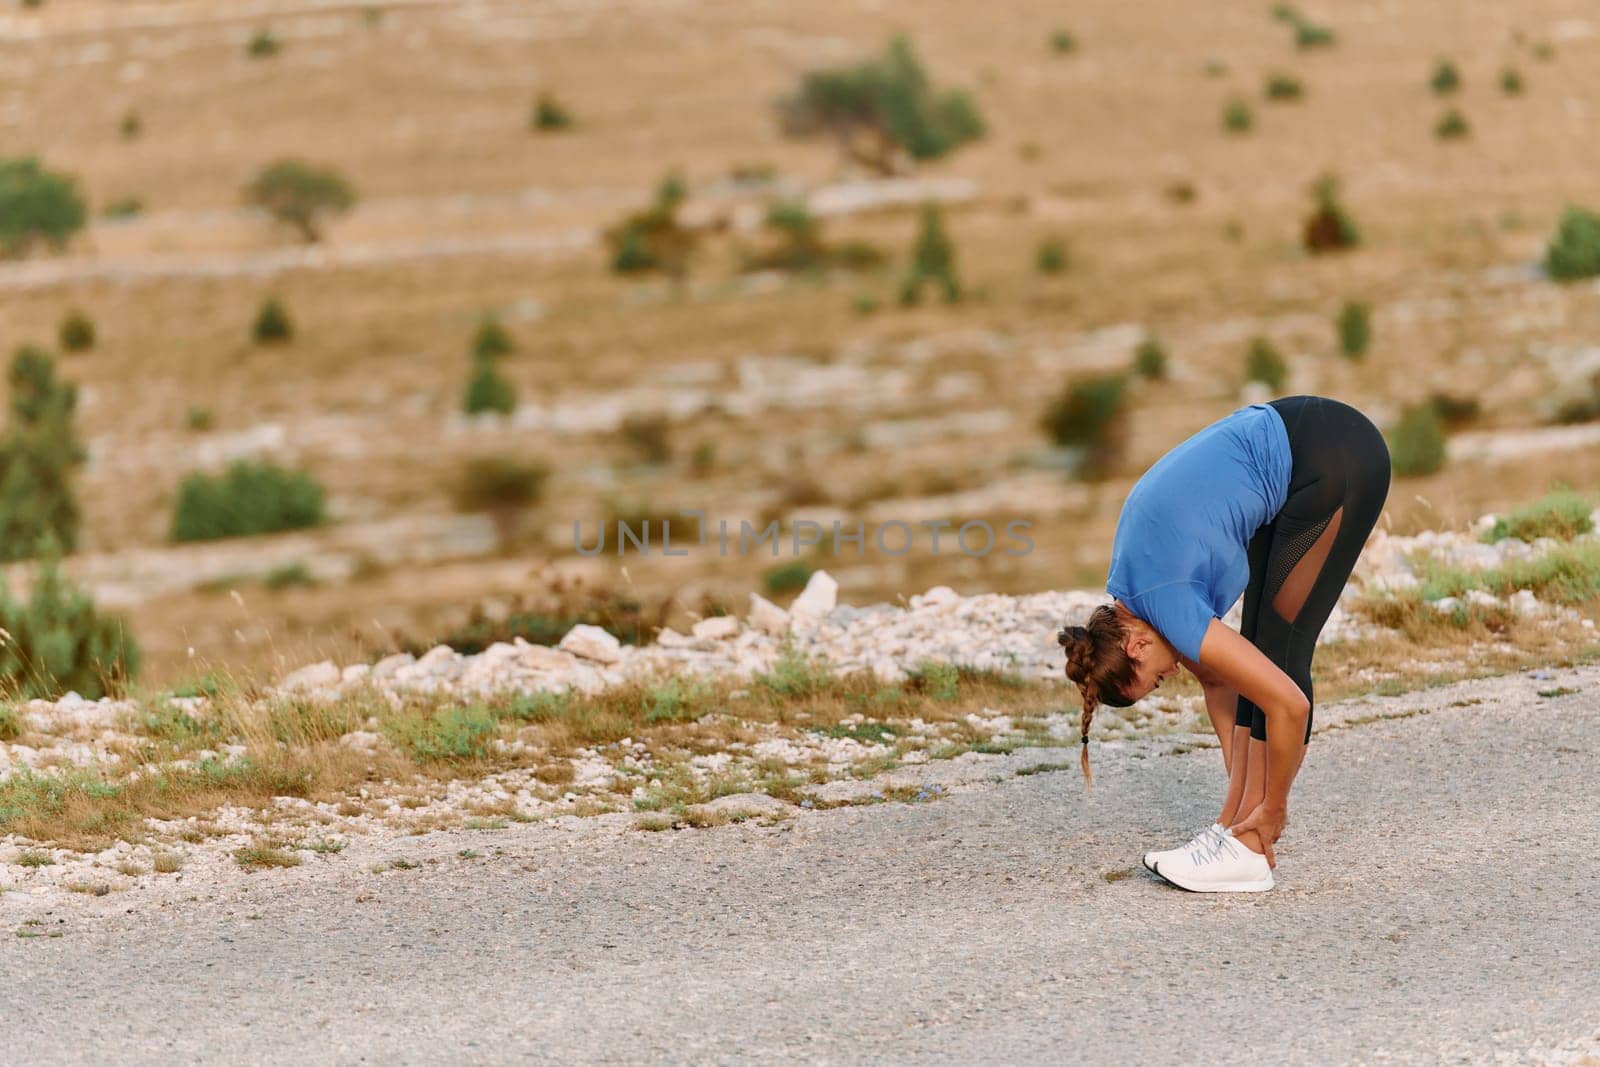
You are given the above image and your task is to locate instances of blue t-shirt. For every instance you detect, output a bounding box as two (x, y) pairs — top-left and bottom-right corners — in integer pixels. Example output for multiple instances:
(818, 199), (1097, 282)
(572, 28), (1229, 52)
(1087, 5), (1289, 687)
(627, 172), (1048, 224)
(1104, 403), (1293, 661)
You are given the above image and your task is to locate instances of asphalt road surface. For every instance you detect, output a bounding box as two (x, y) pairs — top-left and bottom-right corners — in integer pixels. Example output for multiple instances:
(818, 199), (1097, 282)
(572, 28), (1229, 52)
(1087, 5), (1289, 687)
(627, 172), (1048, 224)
(5, 668), (1598, 1065)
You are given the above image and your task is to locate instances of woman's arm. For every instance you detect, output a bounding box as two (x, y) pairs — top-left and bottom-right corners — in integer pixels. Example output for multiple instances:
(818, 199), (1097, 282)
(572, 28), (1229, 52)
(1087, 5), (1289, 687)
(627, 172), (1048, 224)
(1179, 653), (1242, 770)
(1194, 619), (1311, 841)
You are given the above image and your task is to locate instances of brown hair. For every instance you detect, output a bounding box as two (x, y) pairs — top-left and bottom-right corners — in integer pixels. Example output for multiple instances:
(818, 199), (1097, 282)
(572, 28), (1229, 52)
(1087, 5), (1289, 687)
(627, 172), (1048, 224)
(1057, 602), (1141, 787)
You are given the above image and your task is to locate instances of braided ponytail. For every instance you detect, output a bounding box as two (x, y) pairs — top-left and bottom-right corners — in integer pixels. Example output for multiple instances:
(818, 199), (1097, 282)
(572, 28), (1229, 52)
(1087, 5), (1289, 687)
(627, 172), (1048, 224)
(1057, 603), (1141, 789)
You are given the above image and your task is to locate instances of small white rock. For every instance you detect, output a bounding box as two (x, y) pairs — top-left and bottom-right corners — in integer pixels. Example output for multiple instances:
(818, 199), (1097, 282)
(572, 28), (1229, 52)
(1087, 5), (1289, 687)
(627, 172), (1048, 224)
(691, 616), (740, 640)
(747, 593), (790, 635)
(559, 625), (622, 664)
(280, 660), (339, 691)
(790, 570), (838, 620)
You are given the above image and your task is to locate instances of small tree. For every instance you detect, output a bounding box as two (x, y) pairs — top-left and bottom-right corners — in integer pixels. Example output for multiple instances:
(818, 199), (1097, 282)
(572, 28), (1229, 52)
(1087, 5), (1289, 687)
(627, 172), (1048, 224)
(0, 538), (139, 700)
(898, 203), (960, 305)
(0, 348), (86, 562)
(1133, 335), (1167, 380)
(1501, 66), (1524, 95)
(453, 455), (549, 549)
(472, 316), (514, 361)
(1264, 73), (1303, 101)
(119, 110), (143, 140)
(1223, 99), (1254, 133)
(530, 92), (573, 131)
(1050, 30), (1077, 54)
(1430, 58), (1460, 95)
(253, 297), (293, 343)
(0, 157), (87, 257)
(604, 171), (696, 279)
(1302, 174), (1360, 253)
(1337, 301), (1370, 359)
(244, 159), (356, 243)
(776, 35), (985, 175)
(1388, 404), (1446, 477)
(1036, 238), (1068, 275)
(463, 357), (516, 415)
(1544, 206), (1600, 281)
(58, 309), (95, 352)
(1245, 337), (1288, 391)
(1041, 374), (1129, 479)
(247, 28), (281, 58)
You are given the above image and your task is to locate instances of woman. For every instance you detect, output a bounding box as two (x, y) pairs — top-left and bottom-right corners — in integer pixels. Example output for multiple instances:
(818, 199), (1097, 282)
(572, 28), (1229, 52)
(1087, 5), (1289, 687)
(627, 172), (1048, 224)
(1057, 394), (1391, 892)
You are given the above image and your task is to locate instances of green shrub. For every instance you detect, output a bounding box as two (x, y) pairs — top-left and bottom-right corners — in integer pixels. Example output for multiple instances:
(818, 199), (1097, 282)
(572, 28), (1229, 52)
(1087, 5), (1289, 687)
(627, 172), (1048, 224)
(1337, 301), (1370, 359)
(620, 413), (672, 464)
(1430, 58), (1460, 94)
(1428, 392), (1480, 428)
(1036, 238), (1067, 275)
(1040, 373), (1128, 478)
(247, 28), (281, 58)
(690, 441), (716, 475)
(244, 159), (355, 242)
(1481, 490), (1592, 544)
(776, 35), (985, 174)
(119, 111), (142, 140)
(102, 197), (143, 220)
(1302, 174), (1360, 253)
(58, 310), (95, 352)
(852, 293), (881, 315)
(1050, 29), (1076, 54)
(898, 203), (961, 305)
(0, 348), (86, 562)
(0, 156), (87, 256)
(169, 460), (326, 542)
(463, 359), (516, 415)
(471, 316), (513, 361)
(1388, 404), (1446, 477)
(1264, 73), (1303, 101)
(0, 704), (20, 740)
(1544, 206), (1600, 281)
(742, 201), (886, 274)
(252, 297), (292, 343)
(386, 705), (498, 763)
(452, 454), (548, 547)
(1244, 337), (1287, 391)
(530, 92), (573, 131)
(1532, 41), (1554, 62)
(420, 584), (651, 654)
(1294, 22), (1335, 49)
(264, 561), (316, 589)
(185, 406), (214, 432)
(763, 561), (814, 596)
(605, 171), (695, 279)
(1500, 66), (1524, 95)
(0, 545), (139, 700)
(1435, 108), (1470, 140)
(1222, 99), (1254, 133)
(1133, 335), (1167, 380)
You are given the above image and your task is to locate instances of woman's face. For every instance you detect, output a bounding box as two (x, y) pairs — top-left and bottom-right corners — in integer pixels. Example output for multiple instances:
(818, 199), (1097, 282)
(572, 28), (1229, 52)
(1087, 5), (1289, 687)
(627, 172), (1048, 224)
(1123, 625), (1182, 702)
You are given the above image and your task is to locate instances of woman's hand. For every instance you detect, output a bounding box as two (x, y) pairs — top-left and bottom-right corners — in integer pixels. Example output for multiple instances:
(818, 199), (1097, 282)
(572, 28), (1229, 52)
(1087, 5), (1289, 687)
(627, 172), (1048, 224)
(1230, 802), (1287, 867)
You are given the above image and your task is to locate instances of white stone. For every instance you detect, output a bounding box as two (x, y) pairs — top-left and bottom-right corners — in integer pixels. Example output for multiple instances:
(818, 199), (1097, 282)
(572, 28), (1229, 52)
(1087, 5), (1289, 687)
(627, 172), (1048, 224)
(790, 570), (839, 620)
(747, 593), (790, 635)
(691, 616), (740, 640)
(1430, 597), (1460, 614)
(559, 625), (623, 665)
(1465, 589), (1501, 609)
(280, 660), (339, 691)
(341, 664), (370, 684)
(370, 652), (415, 680)
(656, 627), (696, 648)
(1509, 589), (1545, 617)
(910, 585), (960, 610)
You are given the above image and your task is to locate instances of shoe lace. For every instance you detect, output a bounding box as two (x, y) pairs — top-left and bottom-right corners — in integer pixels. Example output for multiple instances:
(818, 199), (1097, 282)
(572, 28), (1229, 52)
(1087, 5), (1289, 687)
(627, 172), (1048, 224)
(1192, 831), (1237, 866)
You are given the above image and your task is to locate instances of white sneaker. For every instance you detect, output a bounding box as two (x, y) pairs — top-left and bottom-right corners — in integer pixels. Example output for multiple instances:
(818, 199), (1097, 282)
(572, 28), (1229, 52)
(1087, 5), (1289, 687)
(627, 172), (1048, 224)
(1141, 822), (1224, 874)
(1154, 829), (1275, 893)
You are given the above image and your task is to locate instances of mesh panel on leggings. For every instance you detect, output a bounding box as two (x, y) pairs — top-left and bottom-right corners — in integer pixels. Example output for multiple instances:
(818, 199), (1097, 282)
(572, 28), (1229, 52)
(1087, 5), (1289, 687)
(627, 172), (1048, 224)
(1265, 514), (1333, 604)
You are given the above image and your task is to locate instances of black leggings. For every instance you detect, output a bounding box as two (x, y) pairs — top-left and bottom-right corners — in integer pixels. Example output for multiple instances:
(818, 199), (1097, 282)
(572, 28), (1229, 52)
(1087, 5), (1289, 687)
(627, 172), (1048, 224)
(1234, 396), (1392, 743)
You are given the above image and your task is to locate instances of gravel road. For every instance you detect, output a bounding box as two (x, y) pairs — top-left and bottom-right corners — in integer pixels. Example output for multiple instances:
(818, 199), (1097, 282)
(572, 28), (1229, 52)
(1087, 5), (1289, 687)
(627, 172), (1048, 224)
(4, 667), (1598, 1065)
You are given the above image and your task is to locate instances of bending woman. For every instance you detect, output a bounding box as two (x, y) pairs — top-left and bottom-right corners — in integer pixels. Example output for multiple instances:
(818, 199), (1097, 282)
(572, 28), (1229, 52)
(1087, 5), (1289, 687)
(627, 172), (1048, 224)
(1057, 395), (1391, 892)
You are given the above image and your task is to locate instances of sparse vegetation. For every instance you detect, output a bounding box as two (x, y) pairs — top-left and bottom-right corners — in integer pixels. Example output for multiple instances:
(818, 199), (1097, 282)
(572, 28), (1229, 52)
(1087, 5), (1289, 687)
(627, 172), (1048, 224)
(742, 201), (885, 275)
(247, 29), (281, 58)
(1035, 238), (1068, 276)
(1500, 66), (1523, 95)
(58, 310), (95, 352)
(1244, 337), (1287, 391)
(1388, 403), (1447, 477)
(1222, 99), (1253, 134)
(898, 203), (961, 305)
(102, 197), (142, 220)
(0, 545), (140, 699)
(1337, 301), (1370, 359)
(452, 455), (549, 548)
(1264, 73), (1303, 101)
(764, 560), (815, 596)
(776, 35), (984, 175)
(1303, 174), (1360, 253)
(252, 297), (293, 344)
(1133, 335), (1167, 380)
(463, 357), (516, 415)
(244, 159), (356, 243)
(169, 460), (326, 542)
(1481, 490), (1592, 545)
(234, 844), (301, 869)
(1435, 109), (1470, 140)
(1050, 30), (1076, 54)
(1040, 373), (1129, 479)
(1430, 58), (1460, 95)
(606, 171), (696, 279)
(119, 110), (142, 140)
(530, 92), (574, 131)
(0, 157), (86, 257)
(1544, 206), (1600, 282)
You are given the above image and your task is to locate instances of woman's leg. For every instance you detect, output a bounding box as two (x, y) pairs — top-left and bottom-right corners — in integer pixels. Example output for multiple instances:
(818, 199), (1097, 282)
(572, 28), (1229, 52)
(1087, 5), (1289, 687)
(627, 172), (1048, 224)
(1230, 397), (1392, 855)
